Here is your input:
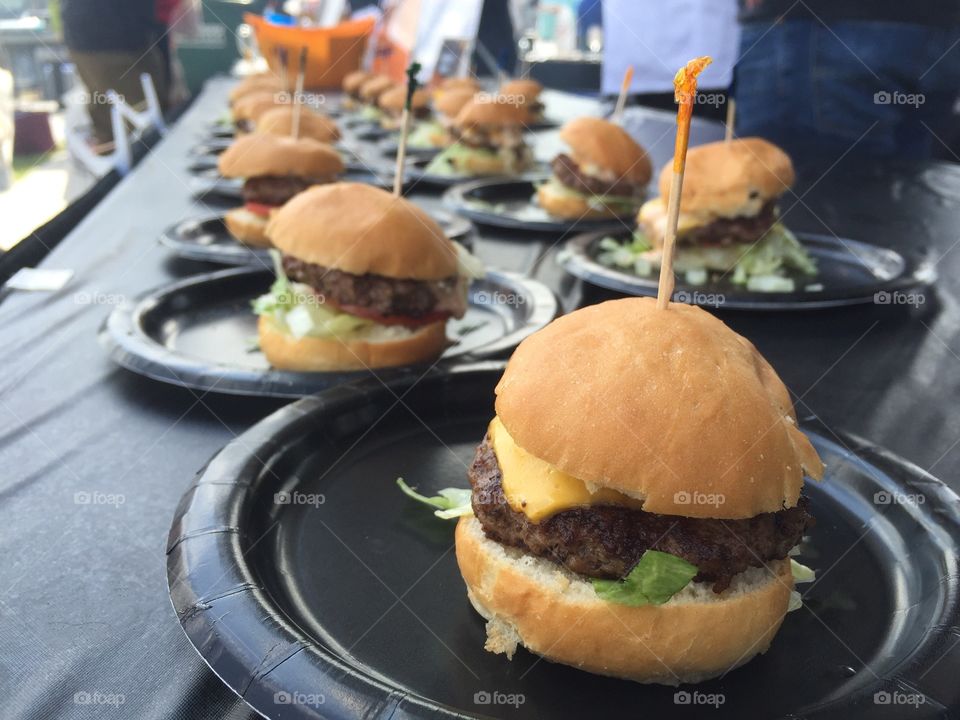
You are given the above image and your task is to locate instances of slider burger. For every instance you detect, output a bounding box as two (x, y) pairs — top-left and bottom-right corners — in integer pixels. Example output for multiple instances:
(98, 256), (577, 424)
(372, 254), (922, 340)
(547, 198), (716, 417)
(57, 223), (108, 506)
(229, 74), (283, 106)
(232, 90), (284, 133)
(538, 116), (651, 218)
(255, 105), (341, 144)
(356, 75), (396, 121)
(498, 77), (544, 121)
(434, 76), (481, 98)
(635, 137), (816, 290)
(430, 94), (533, 176)
(253, 183), (482, 371)
(341, 69), (372, 110)
(455, 297), (824, 683)
(377, 85), (431, 130)
(407, 87), (475, 150)
(217, 134), (344, 247)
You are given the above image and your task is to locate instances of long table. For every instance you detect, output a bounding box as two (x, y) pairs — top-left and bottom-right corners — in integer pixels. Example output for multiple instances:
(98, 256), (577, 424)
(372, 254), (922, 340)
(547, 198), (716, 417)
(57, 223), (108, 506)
(1, 77), (959, 719)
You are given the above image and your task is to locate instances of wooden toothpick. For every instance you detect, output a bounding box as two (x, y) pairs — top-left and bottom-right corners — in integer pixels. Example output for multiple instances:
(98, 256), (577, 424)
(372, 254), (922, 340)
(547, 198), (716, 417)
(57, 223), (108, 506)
(291, 47), (308, 139)
(724, 97), (736, 143)
(612, 65), (633, 124)
(393, 61), (421, 197)
(657, 56), (712, 310)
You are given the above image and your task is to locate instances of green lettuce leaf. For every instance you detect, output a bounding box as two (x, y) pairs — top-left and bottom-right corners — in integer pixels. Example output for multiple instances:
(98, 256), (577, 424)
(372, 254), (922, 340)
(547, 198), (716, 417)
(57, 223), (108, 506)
(592, 550), (698, 606)
(396, 478), (473, 519)
(424, 142), (497, 176)
(406, 120), (444, 149)
(733, 222), (817, 282)
(790, 559), (816, 583)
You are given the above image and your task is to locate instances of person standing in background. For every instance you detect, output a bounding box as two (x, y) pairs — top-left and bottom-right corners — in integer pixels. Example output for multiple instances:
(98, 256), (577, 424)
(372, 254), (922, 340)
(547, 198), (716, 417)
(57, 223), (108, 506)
(600, 0), (740, 121)
(734, 1), (960, 161)
(61, 0), (172, 149)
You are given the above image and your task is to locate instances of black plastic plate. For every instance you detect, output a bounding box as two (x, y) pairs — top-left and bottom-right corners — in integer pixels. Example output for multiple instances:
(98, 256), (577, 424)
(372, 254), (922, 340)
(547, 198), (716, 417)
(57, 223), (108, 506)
(444, 177), (638, 233)
(158, 212), (473, 266)
(560, 229), (936, 310)
(166, 363), (960, 719)
(100, 270), (556, 397)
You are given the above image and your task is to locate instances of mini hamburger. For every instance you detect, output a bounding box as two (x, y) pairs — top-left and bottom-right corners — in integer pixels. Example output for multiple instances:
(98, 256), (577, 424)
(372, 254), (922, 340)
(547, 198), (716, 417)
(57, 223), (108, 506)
(537, 117), (651, 219)
(341, 69), (373, 110)
(407, 87), (475, 150)
(356, 75), (396, 121)
(229, 74), (283, 106)
(253, 183), (482, 371)
(498, 77), (544, 121)
(455, 297), (823, 683)
(232, 90), (284, 133)
(633, 137), (816, 290)
(217, 134), (344, 247)
(255, 105), (341, 144)
(377, 85), (431, 130)
(429, 94), (533, 176)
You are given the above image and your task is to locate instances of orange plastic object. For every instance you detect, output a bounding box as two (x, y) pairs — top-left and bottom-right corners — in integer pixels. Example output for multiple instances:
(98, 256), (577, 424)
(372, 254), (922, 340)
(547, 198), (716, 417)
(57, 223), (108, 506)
(245, 14), (376, 90)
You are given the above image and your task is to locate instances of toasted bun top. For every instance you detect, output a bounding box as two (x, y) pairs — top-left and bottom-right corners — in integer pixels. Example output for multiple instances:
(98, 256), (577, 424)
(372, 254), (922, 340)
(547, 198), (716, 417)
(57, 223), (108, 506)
(255, 106), (341, 143)
(560, 117), (652, 185)
(233, 90), (284, 122)
(342, 70), (372, 93)
(229, 75), (283, 104)
(378, 86), (430, 112)
(499, 78), (543, 99)
(218, 133), (344, 179)
(454, 94), (532, 129)
(359, 75), (396, 101)
(495, 298), (824, 519)
(434, 88), (475, 118)
(266, 183), (458, 279)
(438, 76), (481, 93)
(658, 137), (795, 217)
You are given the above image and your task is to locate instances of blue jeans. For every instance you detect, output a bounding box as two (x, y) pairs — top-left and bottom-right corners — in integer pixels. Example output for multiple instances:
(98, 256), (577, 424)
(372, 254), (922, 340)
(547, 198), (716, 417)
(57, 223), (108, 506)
(734, 21), (960, 161)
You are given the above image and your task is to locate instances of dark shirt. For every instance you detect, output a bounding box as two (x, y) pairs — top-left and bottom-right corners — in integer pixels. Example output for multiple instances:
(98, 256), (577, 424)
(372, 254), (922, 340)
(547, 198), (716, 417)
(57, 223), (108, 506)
(61, 0), (160, 53)
(739, 0), (960, 26)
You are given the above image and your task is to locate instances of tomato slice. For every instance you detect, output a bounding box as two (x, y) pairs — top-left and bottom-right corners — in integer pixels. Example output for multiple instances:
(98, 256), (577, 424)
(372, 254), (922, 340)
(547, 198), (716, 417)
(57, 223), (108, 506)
(244, 201), (276, 217)
(330, 300), (449, 328)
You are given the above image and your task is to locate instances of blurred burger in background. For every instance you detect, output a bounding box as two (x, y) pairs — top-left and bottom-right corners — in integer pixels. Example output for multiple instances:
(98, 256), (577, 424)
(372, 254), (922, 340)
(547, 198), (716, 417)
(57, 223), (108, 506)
(427, 93), (533, 176)
(498, 78), (544, 121)
(253, 183), (484, 371)
(407, 88), (475, 150)
(217, 134), (344, 247)
(229, 74), (283, 108)
(232, 90), (285, 133)
(255, 106), (341, 144)
(377, 85), (431, 131)
(341, 70), (373, 110)
(538, 117), (651, 219)
(356, 75), (396, 122)
(632, 137), (816, 291)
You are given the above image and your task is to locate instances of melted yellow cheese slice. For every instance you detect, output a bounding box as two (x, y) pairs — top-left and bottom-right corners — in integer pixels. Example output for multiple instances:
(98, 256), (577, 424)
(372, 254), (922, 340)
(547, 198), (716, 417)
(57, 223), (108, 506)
(489, 417), (642, 522)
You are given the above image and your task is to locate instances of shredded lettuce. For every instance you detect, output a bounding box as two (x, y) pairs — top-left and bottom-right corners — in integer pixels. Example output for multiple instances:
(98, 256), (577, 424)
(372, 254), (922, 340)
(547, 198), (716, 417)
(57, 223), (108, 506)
(358, 105), (382, 121)
(396, 478), (473, 519)
(539, 178), (640, 216)
(733, 223), (817, 280)
(791, 559), (816, 583)
(407, 120), (444, 149)
(592, 550), (698, 606)
(454, 242), (486, 279)
(251, 250), (374, 339)
(423, 142), (495, 176)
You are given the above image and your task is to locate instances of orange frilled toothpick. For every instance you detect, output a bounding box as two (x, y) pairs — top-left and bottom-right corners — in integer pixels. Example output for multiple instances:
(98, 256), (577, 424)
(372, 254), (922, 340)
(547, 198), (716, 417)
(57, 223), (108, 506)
(656, 56), (712, 310)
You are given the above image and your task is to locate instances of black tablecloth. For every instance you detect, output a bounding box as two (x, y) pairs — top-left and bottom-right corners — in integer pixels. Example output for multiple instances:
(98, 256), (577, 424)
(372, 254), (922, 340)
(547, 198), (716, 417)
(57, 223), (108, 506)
(1, 78), (959, 720)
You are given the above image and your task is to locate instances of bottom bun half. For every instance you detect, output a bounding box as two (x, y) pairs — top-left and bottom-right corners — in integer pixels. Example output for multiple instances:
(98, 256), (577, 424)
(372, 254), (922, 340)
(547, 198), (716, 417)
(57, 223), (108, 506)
(536, 182), (630, 220)
(455, 516), (793, 685)
(258, 315), (448, 371)
(224, 207), (272, 248)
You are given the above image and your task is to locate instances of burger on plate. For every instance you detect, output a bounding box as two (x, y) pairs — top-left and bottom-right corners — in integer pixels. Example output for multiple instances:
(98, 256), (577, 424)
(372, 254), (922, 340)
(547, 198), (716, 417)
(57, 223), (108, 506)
(232, 90), (285, 133)
(217, 134), (344, 247)
(341, 70), (373, 110)
(377, 85), (431, 130)
(625, 137), (816, 291)
(427, 94), (533, 176)
(537, 117), (651, 219)
(455, 297), (823, 684)
(255, 105), (341, 144)
(229, 74), (283, 107)
(498, 78), (544, 121)
(435, 76), (481, 95)
(253, 183), (483, 371)
(356, 75), (396, 121)
(407, 88), (475, 150)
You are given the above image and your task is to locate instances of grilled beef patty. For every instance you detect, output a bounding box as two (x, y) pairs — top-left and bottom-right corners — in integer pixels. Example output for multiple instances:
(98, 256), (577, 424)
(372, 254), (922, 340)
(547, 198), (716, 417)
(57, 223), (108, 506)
(282, 256), (467, 319)
(469, 436), (813, 592)
(242, 176), (324, 207)
(677, 199), (779, 247)
(552, 153), (643, 198)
